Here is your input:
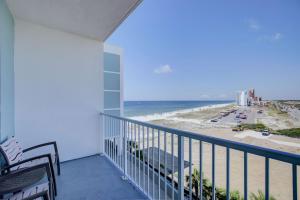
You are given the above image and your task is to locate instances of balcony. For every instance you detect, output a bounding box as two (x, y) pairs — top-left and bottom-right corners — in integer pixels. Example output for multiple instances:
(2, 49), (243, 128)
(101, 112), (300, 200)
(0, 2), (299, 199)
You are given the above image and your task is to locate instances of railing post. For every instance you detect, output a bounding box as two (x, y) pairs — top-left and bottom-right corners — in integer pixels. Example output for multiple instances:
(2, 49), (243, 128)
(265, 158), (269, 200)
(122, 120), (128, 180)
(178, 135), (184, 200)
(292, 164), (297, 200)
(244, 152), (248, 200)
(100, 113), (105, 156)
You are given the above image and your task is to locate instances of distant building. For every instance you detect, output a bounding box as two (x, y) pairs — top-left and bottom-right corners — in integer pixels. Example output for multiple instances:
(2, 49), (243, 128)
(236, 88), (263, 107)
(249, 89), (255, 99)
(237, 91), (248, 106)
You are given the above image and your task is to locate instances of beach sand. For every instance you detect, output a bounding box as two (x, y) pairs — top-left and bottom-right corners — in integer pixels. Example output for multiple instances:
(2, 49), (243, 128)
(134, 103), (300, 199)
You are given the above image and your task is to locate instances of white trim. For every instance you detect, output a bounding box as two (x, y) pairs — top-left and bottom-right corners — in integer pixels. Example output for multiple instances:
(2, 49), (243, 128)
(120, 50), (124, 117)
(104, 90), (120, 92)
(103, 44), (123, 55)
(104, 108), (120, 111)
(100, 43), (104, 154)
(104, 70), (120, 74)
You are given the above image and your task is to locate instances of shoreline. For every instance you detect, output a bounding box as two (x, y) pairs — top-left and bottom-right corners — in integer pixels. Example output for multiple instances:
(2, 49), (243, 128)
(130, 102), (234, 122)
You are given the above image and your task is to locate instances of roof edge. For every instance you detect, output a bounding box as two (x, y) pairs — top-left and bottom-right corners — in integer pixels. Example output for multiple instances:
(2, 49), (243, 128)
(103, 0), (142, 41)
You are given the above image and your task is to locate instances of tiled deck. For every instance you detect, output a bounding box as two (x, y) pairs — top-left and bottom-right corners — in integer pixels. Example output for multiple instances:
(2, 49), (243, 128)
(56, 155), (147, 200)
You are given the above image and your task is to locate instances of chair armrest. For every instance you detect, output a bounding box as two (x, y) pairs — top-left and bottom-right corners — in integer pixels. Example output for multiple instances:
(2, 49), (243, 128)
(22, 141), (61, 176)
(23, 141), (58, 156)
(23, 190), (50, 200)
(1, 154), (53, 174)
(2, 163), (52, 182)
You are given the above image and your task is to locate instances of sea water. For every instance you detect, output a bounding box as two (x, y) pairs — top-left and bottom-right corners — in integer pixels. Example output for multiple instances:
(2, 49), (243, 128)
(124, 100), (233, 118)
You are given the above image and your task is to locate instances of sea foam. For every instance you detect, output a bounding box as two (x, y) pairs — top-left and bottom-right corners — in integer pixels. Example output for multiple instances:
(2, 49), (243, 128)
(130, 103), (233, 122)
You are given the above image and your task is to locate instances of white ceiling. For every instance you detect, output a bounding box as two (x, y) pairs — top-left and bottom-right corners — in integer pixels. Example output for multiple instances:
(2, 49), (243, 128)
(7, 0), (141, 41)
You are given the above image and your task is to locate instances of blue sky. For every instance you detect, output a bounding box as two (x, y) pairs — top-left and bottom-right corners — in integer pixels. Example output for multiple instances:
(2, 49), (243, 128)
(107, 0), (300, 101)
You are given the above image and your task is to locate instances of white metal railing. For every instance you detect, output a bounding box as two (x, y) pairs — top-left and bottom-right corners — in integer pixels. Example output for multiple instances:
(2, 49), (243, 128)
(100, 112), (300, 200)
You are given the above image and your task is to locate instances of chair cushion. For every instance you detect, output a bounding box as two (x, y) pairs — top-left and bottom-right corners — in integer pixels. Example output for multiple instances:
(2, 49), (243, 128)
(2, 182), (49, 200)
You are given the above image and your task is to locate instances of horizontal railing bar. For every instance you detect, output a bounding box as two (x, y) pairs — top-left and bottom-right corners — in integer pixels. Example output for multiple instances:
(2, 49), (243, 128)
(104, 136), (121, 139)
(100, 112), (300, 165)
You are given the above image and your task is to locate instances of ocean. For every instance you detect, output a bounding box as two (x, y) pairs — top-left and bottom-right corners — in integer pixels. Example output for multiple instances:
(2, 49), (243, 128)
(124, 100), (234, 117)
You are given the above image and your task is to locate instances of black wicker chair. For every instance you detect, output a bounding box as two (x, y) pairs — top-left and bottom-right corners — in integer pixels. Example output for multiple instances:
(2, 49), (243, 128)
(0, 138), (60, 196)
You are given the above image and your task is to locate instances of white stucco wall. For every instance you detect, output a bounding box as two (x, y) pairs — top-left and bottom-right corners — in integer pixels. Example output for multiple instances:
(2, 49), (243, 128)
(14, 20), (104, 161)
(0, 0), (15, 142)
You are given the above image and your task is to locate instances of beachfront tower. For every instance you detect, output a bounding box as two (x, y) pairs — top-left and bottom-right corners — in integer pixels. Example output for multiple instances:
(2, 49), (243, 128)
(237, 90), (248, 106)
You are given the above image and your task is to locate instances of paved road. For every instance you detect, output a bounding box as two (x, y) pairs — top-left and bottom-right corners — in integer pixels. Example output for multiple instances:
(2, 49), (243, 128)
(217, 106), (260, 125)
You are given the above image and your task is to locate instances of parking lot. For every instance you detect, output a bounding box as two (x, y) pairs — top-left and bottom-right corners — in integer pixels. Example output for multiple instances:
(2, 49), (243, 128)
(216, 107), (259, 125)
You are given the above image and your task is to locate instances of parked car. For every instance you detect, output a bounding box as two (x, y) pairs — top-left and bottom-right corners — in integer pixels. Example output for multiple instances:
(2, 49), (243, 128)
(240, 115), (247, 119)
(261, 129), (270, 136)
(232, 125), (244, 132)
(211, 119), (218, 122)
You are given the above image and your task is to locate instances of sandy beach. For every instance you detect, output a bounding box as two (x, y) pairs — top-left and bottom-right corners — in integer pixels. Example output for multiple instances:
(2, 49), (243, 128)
(133, 103), (300, 199)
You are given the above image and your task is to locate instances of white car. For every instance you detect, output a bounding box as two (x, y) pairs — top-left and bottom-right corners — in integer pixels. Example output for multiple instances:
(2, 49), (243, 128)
(261, 130), (270, 136)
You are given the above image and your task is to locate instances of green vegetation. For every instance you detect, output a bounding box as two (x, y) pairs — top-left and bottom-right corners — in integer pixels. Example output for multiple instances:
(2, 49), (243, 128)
(273, 128), (300, 138)
(277, 100), (300, 109)
(185, 169), (276, 200)
(127, 141), (144, 160)
(127, 141), (280, 199)
(233, 123), (300, 138)
(185, 168), (201, 197)
(249, 190), (276, 200)
(232, 125), (244, 132)
(230, 190), (243, 200)
(127, 141), (138, 153)
(295, 104), (300, 109)
(267, 103), (288, 117)
(238, 123), (268, 132)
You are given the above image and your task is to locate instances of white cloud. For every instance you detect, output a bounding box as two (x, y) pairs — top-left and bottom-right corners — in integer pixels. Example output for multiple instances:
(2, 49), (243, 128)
(273, 33), (283, 40)
(246, 19), (283, 43)
(259, 32), (283, 42)
(247, 19), (260, 31)
(154, 64), (173, 74)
